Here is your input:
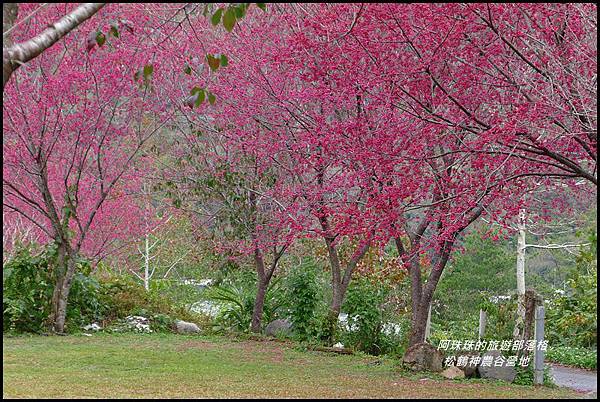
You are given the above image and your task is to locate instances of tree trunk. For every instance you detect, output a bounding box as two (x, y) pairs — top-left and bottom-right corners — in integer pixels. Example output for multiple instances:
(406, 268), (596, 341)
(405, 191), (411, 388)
(399, 235), (427, 347)
(330, 284), (344, 317)
(513, 209), (527, 340)
(2, 3), (18, 87)
(250, 244), (281, 334)
(3, 4), (18, 48)
(251, 276), (268, 333)
(144, 233), (150, 291)
(401, 235), (456, 348)
(48, 242), (67, 330)
(3, 3), (105, 90)
(408, 263), (424, 346)
(51, 251), (78, 333)
(321, 227), (343, 343)
(409, 306), (429, 346)
(521, 289), (541, 358)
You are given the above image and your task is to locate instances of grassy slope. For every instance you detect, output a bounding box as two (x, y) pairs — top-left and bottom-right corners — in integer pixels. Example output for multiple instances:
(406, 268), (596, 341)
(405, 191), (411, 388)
(3, 333), (581, 399)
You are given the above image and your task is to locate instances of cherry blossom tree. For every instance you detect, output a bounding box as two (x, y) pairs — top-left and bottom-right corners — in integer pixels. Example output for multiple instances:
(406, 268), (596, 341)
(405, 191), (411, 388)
(211, 3), (594, 347)
(2, 3), (180, 332)
(3, 3), (594, 346)
(157, 91), (297, 333)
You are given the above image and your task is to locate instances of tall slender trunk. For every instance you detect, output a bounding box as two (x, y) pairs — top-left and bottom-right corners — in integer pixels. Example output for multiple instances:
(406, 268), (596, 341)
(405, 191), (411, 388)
(49, 242), (67, 330)
(144, 233), (150, 291)
(50, 247), (78, 333)
(250, 246), (282, 334)
(397, 233), (456, 348)
(251, 276), (268, 333)
(409, 303), (430, 346)
(396, 236), (426, 346)
(513, 209), (527, 340)
(321, 229), (371, 344)
(326, 239), (344, 317)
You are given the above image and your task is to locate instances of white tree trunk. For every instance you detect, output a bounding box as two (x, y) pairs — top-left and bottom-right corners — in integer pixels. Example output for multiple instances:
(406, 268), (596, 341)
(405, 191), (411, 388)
(144, 233), (150, 291)
(3, 3), (105, 89)
(513, 209), (527, 339)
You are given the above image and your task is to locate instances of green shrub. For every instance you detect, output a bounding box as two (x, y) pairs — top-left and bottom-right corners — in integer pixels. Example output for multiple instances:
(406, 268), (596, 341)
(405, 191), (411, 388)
(513, 365), (554, 387)
(3, 243), (107, 333)
(545, 235), (597, 349)
(204, 282), (255, 332)
(3, 245), (55, 333)
(204, 274), (285, 333)
(340, 278), (400, 355)
(284, 257), (322, 340)
(429, 319), (479, 347)
(481, 296), (519, 342)
(99, 275), (155, 319)
(98, 274), (207, 329)
(150, 313), (175, 332)
(546, 346), (597, 369)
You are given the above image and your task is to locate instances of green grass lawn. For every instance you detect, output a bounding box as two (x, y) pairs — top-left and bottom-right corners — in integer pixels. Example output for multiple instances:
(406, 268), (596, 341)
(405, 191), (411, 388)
(3, 333), (582, 398)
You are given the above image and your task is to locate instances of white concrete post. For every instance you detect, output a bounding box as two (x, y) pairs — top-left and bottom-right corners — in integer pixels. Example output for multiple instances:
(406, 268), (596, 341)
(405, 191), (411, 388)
(534, 305), (545, 385)
(478, 309), (487, 340)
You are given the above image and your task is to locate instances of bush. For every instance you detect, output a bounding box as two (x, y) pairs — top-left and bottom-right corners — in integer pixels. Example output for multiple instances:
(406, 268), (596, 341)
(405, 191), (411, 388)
(98, 275), (207, 329)
(284, 257), (322, 340)
(204, 282), (255, 332)
(3, 243), (107, 333)
(3, 245), (55, 333)
(546, 234), (597, 349)
(340, 278), (400, 355)
(429, 319), (479, 347)
(546, 346), (597, 369)
(481, 296), (519, 342)
(204, 272), (285, 333)
(151, 313), (176, 332)
(513, 365), (554, 387)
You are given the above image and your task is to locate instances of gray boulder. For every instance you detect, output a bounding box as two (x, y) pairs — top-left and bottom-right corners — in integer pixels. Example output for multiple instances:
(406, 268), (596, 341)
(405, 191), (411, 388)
(264, 319), (293, 337)
(477, 350), (516, 383)
(175, 320), (201, 334)
(441, 366), (465, 380)
(456, 351), (481, 378)
(402, 342), (445, 372)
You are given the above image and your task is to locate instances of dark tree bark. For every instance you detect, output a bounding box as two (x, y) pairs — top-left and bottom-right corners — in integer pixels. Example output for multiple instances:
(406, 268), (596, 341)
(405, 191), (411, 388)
(397, 206), (484, 349)
(250, 245), (285, 333)
(52, 255), (78, 333)
(319, 215), (371, 343)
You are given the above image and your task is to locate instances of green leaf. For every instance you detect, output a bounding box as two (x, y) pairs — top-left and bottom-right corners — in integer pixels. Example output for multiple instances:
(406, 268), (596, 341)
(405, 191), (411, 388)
(211, 8), (223, 26)
(208, 92), (216, 105)
(223, 8), (237, 32)
(110, 25), (119, 38)
(184, 65), (192, 75)
(206, 54), (220, 71)
(190, 87), (205, 107)
(196, 90), (205, 107)
(256, 3), (266, 11)
(220, 54), (229, 67)
(143, 64), (154, 78)
(95, 32), (106, 47)
(234, 4), (247, 19)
